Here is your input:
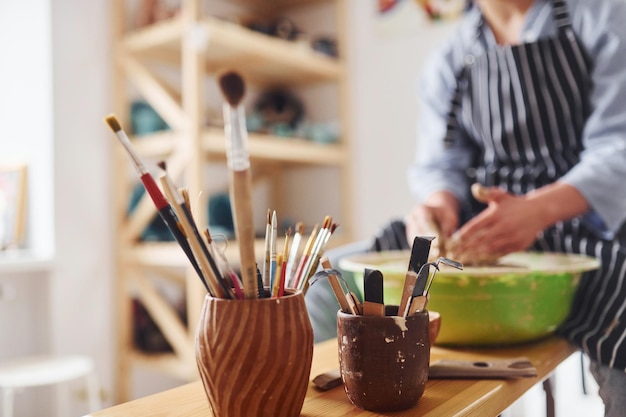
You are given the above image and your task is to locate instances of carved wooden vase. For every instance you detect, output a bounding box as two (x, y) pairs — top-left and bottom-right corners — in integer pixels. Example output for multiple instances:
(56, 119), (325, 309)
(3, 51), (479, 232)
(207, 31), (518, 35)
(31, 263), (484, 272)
(195, 290), (314, 417)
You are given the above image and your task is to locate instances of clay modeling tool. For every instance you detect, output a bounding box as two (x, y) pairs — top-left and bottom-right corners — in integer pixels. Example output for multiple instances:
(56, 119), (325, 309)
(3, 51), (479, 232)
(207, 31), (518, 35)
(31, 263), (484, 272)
(219, 70), (258, 299)
(406, 257), (463, 317)
(398, 270), (418, 316)
(428, 357), (538, 379)
(363, 268), (385, 316)
(407, 236), (434, 274)
(312, 357), (537, 389)
(320, 256), (352, 314)
(104, 114), (210, 294)
(346, 291), (362, 315)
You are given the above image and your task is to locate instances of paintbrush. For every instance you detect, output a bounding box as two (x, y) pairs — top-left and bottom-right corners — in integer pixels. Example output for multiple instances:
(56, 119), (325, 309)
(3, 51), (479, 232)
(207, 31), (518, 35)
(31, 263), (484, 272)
(158, 173), (227, 298)
(262, 208), (272, 288)
(104, 114), (210, 293)
(299, 216), (331, 290)
(219, 70), (258, 299)
(292, 223), (319, 289)
(286, 221), (304, 285)
(307, 222), (338, 280)
(157, 162), (231, 298)
(269, 209), (278, 289)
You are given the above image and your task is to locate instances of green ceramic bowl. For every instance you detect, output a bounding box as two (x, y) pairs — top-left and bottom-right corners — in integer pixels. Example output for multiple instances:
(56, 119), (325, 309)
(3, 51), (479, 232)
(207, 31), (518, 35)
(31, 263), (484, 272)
(339, 251), (599, 346)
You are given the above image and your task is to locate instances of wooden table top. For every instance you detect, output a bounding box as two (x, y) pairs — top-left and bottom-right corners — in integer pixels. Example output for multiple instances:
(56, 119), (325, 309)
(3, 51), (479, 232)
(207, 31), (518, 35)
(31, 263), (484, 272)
(88, 336), (577, 417)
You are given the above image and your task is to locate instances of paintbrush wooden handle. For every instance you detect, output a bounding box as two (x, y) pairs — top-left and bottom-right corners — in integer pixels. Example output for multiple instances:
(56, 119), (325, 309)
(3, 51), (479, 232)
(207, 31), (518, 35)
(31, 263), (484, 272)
(230, 169), (258, 299)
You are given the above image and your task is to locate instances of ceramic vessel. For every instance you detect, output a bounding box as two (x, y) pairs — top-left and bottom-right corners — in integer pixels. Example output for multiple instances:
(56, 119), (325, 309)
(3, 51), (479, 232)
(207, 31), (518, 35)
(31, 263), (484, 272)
(337, 307), (430, 412)
(195, 291), (313, 417)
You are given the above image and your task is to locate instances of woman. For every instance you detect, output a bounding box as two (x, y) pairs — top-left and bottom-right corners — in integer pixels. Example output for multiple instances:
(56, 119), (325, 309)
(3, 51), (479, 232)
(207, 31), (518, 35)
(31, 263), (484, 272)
(375, 0), (626, 414)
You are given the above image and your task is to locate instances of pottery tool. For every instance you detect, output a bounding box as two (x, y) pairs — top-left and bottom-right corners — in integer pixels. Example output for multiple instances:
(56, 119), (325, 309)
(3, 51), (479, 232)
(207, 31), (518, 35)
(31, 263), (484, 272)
(158, 162), (231, 298)
(400, 237), (433, 313)
(320, 256), (352, 314)
(262, 209), (272, 288)
(363, 269), (385, 316)
(398, 270), (418, 316)
(428, 357), (538, 379)
(407, 236), (434, 274)
(219, 70), (258, 299)
(159, 173), (227, 298)
(312, 368), (343, 391)
(346, 291), (363, 315)
(406, 257), (463, 317)
(104, 114), (210, 293)
(312, 357), (537, 389)
(269, 209), (278, 289)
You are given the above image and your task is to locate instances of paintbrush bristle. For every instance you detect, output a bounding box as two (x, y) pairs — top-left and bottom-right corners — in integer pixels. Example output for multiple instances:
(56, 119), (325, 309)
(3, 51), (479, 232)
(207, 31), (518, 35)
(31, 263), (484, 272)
(218, 70), (245, 107)
(104, 114), (122, 132)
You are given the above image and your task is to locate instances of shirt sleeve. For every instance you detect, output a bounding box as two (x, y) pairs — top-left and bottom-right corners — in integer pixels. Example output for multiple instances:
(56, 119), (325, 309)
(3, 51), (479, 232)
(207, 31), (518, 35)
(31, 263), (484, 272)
(407, 32), (474, 212)
(561, 0), (626, 234)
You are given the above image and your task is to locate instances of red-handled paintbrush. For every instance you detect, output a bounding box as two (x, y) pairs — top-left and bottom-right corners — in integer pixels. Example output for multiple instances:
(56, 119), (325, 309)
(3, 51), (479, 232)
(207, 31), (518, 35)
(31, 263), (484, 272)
(104, 114), (210, 294)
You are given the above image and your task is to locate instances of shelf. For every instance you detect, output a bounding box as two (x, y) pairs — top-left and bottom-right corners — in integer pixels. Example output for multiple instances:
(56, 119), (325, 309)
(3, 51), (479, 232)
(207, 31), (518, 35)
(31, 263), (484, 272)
(228, 0), (332, 12)
(0, 251), (54, 275)
(123, 240), (267, 268)
(123, 233), (350, 270)
(131, 128), (347, 165)
(122, 15), (341, 86)
(111, 0), (350, 401)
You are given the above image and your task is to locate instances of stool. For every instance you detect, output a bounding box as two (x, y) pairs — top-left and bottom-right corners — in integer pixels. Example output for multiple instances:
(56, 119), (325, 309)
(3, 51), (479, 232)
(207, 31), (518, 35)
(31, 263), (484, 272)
(0, 355), (101, 417)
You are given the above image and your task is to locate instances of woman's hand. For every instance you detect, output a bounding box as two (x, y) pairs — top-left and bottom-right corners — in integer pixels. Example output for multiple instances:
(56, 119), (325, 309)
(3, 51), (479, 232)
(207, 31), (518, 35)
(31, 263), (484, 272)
(451, 185), (544, 260)
(405, 191), (460, 246)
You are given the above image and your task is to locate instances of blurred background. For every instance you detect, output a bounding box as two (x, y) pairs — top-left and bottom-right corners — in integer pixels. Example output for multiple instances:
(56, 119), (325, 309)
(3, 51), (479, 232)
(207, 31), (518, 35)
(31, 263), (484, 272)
(0, 0), (603, 416)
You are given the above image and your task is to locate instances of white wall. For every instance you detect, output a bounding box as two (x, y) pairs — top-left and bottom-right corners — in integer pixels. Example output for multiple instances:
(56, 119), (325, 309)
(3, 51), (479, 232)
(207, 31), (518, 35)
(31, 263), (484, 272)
(0, 1), (55, 415)
(346, 0), (456, 242)
(49, 0), (114, 415)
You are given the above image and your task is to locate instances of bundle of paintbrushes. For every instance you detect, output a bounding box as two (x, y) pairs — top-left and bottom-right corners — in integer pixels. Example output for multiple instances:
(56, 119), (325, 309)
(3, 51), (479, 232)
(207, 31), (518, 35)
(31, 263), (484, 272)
(260, 209), (339, 298)
(104, 70), (339, 300)
(320, 236), (463, 317)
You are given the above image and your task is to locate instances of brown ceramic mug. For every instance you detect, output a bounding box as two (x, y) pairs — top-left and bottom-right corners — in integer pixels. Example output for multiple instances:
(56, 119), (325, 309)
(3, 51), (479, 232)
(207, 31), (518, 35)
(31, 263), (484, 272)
(337, 306), (430, 412)
(195, 290), (313, 417)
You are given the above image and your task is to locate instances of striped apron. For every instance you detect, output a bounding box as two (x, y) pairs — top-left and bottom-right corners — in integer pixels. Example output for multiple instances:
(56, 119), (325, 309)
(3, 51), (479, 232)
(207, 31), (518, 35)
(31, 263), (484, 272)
(373, 0), (626, 371)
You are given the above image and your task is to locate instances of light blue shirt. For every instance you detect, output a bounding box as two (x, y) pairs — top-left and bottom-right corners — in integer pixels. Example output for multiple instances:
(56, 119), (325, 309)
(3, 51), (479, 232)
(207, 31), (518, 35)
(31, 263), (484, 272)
(408, 0), (626, 235)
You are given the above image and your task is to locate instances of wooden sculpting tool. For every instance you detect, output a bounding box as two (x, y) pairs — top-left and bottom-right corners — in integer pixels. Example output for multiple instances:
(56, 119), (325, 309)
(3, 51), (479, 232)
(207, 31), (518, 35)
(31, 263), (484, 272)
(320, 256), (352, 314)
(362, 268), (385, 316)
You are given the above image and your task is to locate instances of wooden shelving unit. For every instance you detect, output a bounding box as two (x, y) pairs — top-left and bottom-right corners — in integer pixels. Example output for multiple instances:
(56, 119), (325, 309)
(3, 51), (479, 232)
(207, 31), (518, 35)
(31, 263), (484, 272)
(110, 0), (351, 402)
